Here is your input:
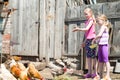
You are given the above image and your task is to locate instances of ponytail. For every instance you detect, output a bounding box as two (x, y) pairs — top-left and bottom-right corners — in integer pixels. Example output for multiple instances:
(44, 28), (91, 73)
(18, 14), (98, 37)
(97, 14), (112, 29)
(92, 14), (96, 24)
(104, 19), (112, 29)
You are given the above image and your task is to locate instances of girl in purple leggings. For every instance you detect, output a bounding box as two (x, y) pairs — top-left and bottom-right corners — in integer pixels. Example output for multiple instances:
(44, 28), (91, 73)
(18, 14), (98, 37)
(92, 14), (112, 80)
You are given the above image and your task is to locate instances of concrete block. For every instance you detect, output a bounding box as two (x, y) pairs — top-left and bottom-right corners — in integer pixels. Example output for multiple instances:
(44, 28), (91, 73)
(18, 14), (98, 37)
(114, 59), (120, 73)
(31, 62), (47, 71)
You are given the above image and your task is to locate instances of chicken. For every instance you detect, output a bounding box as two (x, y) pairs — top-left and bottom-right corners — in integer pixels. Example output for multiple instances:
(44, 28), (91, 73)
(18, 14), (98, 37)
(10, 59), (29, 80)
(1, 64), (17, 80)
(19, 68), (30, 80)
(28, 63), (43, 80)
(17, 62), (26, 71)
(56, 59), (65, 67)
(10, 65), (21, 78)
(4, 1), (9, 6)
(12, 56), (22, 61)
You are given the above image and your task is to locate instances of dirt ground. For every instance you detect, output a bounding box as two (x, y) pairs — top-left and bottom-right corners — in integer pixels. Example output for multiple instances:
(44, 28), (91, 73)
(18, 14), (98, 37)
(39, 68), (120, 80)
(1, 56), (120, 80)
(53, 73), (120, 80)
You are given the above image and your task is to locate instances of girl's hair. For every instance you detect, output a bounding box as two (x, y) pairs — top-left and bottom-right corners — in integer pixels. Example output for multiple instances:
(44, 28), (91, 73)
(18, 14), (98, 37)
(84, 8), (96, 24)
(97, 14), (112, 29)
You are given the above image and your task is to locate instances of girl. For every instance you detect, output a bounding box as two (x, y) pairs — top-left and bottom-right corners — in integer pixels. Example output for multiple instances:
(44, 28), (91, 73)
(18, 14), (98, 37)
(72, 8), (98, 78)
(92, 14), (111, 80)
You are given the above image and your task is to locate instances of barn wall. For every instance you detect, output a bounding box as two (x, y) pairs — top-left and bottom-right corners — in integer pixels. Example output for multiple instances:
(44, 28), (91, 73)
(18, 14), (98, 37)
(9, 0), (66, 60)
(8, 0), (120, 62)
(65, 1), (120, 57)
(10, 0), (39, 56)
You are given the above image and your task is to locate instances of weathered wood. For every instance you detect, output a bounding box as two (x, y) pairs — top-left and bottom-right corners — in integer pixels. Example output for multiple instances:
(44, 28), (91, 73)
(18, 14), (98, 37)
(65, 21), (84, 55)
(10, 0), (38, 56)
(54, 0), (61, 59)
(65, 1), (120, 21)
(48, 0), (55, 58)
(54, 0), (66, 59)
(111, 19), (120, 56)
(68, 24), (76, 55)
(39, 0), (46, 59)
(46, 0), (50, 63)
(102, 2), (117, 18)
(116, 2), (120, 17)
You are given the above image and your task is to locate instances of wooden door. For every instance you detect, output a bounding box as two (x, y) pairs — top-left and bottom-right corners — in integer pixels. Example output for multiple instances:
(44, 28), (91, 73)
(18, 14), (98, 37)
(10, 0), (39, 56)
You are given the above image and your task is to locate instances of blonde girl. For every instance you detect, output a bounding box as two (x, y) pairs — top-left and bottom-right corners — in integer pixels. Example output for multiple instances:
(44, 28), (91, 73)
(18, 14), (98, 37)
(73, 8), (98, 78)
(92, 14), (112, 80)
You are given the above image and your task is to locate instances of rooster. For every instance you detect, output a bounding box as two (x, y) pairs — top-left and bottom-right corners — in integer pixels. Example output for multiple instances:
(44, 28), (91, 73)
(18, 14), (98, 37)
(28, 63), (43, 80)
(10, 59), (30, 80)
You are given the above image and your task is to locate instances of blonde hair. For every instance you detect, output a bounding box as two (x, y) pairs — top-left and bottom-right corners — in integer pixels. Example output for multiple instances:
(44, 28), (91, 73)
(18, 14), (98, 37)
(84, 8), (96, 24)
(97, 14), (112, 29)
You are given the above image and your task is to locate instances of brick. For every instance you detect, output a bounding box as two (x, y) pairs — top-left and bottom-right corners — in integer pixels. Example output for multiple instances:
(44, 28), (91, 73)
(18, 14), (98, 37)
(2, 34), (11, 41)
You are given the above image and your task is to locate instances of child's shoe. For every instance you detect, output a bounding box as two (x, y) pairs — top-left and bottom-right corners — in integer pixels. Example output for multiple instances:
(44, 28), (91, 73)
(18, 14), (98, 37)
(101, 76), (111, 80)
(91, 73), (97, 78)
(92, 74), (100, 80)
(83, 73), (91, 78)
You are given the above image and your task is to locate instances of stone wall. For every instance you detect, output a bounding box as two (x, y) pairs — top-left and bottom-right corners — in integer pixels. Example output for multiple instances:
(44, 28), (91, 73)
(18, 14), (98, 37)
(1, 3), (11, 54)
(1, 15), (11, 54)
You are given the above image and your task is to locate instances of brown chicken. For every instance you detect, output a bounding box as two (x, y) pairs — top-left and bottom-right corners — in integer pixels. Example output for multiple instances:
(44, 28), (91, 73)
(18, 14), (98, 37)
(17, 62), (26, 71)
(19, 68), (30, 80)
(4, 1), (9, 6)
(12, 56), (22, 61)
(28, 63), (43, 80)
(10, 59), (30, 80)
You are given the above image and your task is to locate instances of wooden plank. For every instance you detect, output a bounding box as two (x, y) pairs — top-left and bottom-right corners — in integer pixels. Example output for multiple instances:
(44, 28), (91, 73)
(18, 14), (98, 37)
(11, 0), (38, 56)
(65, 6), (80, 21)
(102, 2), (117, 18)
(68, 24), (77, 55)
(116, 2), (120, 17)
(20, 0), (27, 55)
(65, 1), (120, 22)
(111, 20), (120, 55)
(48, 0), (55, 58)
(65, 22), (85, 56)
(39, 0), (46, 59)
(54, 0), (60, 59)
(9, 0), (19, 55)
(61, 13), (66, 56)
(54, 0), (65, 59)
(28, 0), (38, 56)
(46, 0), (50, 63)
(64, 24), (69, 54)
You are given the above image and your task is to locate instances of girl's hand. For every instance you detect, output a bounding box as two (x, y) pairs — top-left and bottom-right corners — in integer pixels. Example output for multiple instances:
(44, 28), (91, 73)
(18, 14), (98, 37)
(81, 42), (85, 48)
(72, 27), (80, 32)
(92, 39), (95, 44)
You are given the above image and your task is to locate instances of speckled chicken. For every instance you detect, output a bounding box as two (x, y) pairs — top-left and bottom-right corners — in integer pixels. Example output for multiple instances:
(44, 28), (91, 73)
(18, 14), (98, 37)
(28, 63), (43, 80)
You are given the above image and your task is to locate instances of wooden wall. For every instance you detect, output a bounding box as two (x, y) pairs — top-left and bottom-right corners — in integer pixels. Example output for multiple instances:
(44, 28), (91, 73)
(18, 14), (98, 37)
(9, 0), (120, 62)
(65, 1), (120, 57)
(9, 0), (66, 60)
(10, 0), (39, 56)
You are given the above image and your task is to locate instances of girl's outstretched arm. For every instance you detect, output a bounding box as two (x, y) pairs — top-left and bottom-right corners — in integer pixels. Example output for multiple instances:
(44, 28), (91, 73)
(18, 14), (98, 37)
(79, 20), (94, 31)
(72, 20), (93, 32)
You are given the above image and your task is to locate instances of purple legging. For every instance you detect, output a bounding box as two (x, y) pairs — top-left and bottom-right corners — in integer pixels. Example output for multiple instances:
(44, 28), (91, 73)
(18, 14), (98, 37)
(98, 44), (109, 62)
